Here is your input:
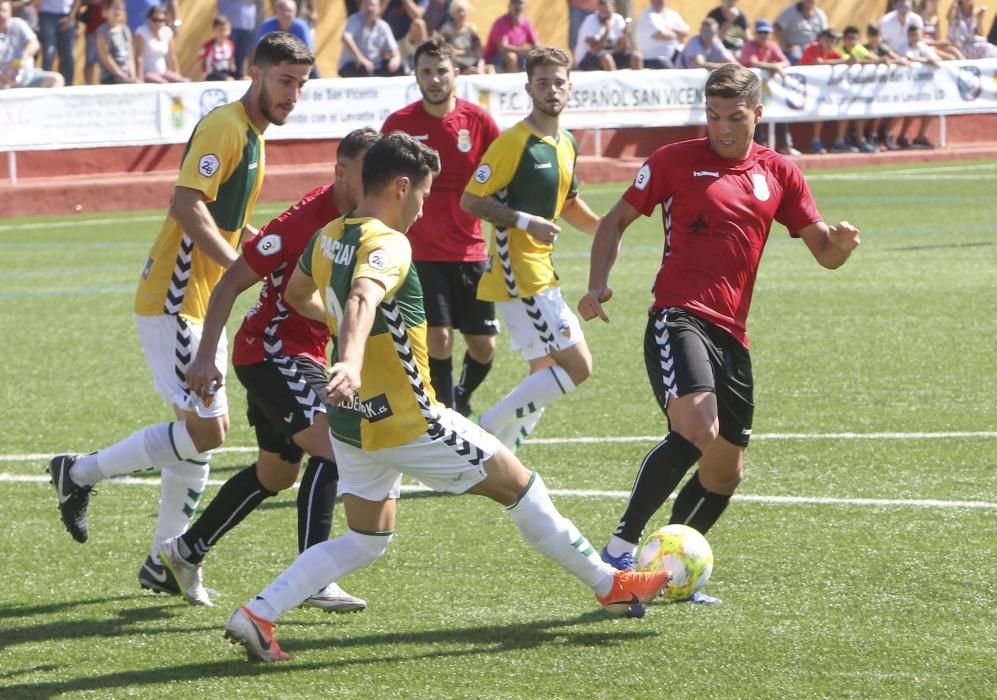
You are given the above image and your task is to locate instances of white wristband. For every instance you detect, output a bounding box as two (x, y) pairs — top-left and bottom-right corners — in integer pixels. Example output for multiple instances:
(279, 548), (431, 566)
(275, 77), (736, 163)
(516, 212), (531, 231)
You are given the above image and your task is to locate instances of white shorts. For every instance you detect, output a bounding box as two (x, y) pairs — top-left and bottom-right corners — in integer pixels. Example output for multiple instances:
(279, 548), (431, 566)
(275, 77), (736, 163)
(135, 314), (229, 418)
(332, 408), (501, 502)
(498, 286), (584, 361)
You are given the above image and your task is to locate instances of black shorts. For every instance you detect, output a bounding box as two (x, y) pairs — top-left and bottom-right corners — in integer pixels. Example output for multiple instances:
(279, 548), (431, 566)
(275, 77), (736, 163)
(234, 356), (327, 463)
(415, 260), (498, 336)
(643, 307), (754, 447)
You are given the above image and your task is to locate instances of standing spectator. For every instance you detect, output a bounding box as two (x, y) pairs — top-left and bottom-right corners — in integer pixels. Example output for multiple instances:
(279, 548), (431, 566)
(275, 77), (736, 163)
(774, 0), (828, 64)
(679, 17), (736, 69)
(568, 0), (598, 54)
(799, 28), (846, 154)
(947, 0), (997, 57)
(483, 0), (539, 73)
(96, 0), (137, 84)
(0, 0), (65, 87)
(217, 0), (257, 78)
(134, 4), (187, 82)
(574, 0), (642, 70)
(200, 14), (239, 80)
(80, 0), (105, 84)
(339, 0), (404, 77)
(879, 0), (923, 53)
(440, 0), (490, 75)
(37, 0), (76, 85)
(740, 18), (799, 156)
(707, 0), (748, 52)
(635, 0), (688, 69)
(381, 0), (428, 70)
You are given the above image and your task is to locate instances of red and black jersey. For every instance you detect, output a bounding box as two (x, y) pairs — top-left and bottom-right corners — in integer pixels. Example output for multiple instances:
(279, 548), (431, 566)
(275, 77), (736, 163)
(623, 138), (821, 348)
(382, 98), (500, 262)
(233, 184), (341, 367)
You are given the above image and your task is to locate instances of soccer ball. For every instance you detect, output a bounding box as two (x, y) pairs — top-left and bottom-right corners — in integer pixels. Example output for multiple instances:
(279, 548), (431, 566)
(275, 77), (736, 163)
(636, 524), (713, 600)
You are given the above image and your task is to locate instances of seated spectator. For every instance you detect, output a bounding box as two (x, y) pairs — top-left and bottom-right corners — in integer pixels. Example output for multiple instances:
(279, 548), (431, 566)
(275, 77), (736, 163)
(125, 1), (177, 34)
(217, 0), (257, 77)
(339, 0), (404, 76)
(568, 0), (599, 53)
(832, 25), (877, 153)
(483, 0), (538, 73)
(679, 17), (736, 69)
(879, 0), (922, 53)
(740, 18), (798, 156)
(382, 0), (428, 69)
(80, 0), (106, 85)
(134, 5), (187, 82)
(915, 0), (964, 58)
(707, 0), (747, 52)
(11, 0), (38, 31)
(947, 0), (997, 58)
(257, 0), (312, 47)
(96, 0), (136, 84)
(635, 0), (688, 69)
(863, 24), (909, 151)
(799, 28), (846, 154)
(440, 0), (491, 74)
(774, 0), (828, 64)
(0, 0), (64, 88)
(894, 24), (941, 149)
(574, 0), (642, 70)
(424, 0), (451, 35)
(200, 14), (239, 80)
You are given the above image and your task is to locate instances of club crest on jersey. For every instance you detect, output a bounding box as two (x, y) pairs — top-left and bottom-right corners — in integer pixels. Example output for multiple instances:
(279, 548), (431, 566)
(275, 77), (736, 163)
(751, 173), (770, 202)
(475, 164), (492, 184)
(256, 233), (281, 257)
(457, 128), (472, 153)
(198, 154), (220, 178)
(368, 249), (388, 270)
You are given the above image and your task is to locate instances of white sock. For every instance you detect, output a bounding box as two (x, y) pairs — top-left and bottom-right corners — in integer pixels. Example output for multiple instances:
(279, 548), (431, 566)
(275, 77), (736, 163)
(248, 530), (392, 621)
(505, 473), (615, 597)
(492, 408), (545, 452)
(149, 459), (210, 562)
(480, 365), (575, 437)
(70, 422), (201, 485)
(606, 535), (638, 559)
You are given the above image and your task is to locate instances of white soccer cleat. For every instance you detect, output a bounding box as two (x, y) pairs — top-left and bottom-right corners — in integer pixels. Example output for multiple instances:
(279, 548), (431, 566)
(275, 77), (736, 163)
(158, 537), (213, 607)
(301, 583), (367, 613)
(224, 606), (289, 662)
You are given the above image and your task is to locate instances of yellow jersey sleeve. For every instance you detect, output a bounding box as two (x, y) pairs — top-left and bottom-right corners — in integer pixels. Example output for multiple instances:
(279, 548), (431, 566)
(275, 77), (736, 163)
(175, 109), (246, 204)
(464, 128), (525, 199)
(353, 229), (411, 298)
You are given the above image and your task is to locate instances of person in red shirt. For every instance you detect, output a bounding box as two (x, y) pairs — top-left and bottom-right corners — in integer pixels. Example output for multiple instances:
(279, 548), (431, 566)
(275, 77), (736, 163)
(483, 0), (539, 73)
(199, 15), (239, 81)
(381, 37), (501, 416)
(154, 128), (379, 612)
(579, 64), (860, 604)
(798, 28), (849, 154)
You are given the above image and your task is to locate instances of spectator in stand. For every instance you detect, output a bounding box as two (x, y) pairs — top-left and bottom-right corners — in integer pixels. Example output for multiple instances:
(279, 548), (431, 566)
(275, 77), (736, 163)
(707, 0), (748, 52)
(200, 14), (239, 80)
(879, 0), (922, 53)
(37, 0), (76, 85)
(381, 0), (428, 70)
(78, 1), (105, 84)
(0, 0), (65, 88)
(774, 0), (828, 65)
(134, 4), (187, 82)
(916, 0), (964, 58)
(863, 23), (909, 151)
(989, 11), (997, 45)
(217, 0), (257, 77)
(947, 0), (997, 57)
(440, 0), (491, 74)
(893, 23), (943, 150)
(740, 18), (799, 156)
(96, 0), (136, 83)
(575, 0), (642, 70)
(483, 0), (538, 73)
(799, 28), (846, 154)
(425, 0), (451, 35)
(339, 0), (404, 76)
(11, 0), (38, 31)
(679, 17), (736, 69)
(257, 0), (319, 76)
(635, 0), (689, 69)
(125, 1), (177, 34)
(568, 0), (598, 54)
(829, 25), (878, 153)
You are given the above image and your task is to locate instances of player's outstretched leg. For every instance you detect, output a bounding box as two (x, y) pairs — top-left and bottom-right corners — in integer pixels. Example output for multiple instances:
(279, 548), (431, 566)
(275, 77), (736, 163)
(48, 454), (94, 543)
(224, 606), (289, 663)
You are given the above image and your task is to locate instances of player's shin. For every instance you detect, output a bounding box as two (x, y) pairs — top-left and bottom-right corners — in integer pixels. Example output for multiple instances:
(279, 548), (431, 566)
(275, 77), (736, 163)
(151, 458), (210, 561)
(668, 469), (731, 535)
(297, 456), (339, 551)
(480, 365), (575, 437)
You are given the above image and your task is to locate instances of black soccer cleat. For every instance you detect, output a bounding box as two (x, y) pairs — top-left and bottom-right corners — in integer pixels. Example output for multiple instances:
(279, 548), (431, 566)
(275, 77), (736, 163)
(138, 555), (181, 596)
(452, 387), (472, 417)
(48, 454), (93, 543)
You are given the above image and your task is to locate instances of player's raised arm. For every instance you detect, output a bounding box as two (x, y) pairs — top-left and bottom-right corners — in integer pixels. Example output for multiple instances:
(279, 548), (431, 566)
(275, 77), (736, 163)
(578, 197), (642, 323)
(169, 186), (240, 269)
(325, 276), (386, 405)
(798, 220), (861, 270)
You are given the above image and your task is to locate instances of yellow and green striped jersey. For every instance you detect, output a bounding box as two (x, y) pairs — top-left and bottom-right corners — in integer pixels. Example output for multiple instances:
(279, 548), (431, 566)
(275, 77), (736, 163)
(464, 120), (579, 301)
(301, 216), (440, 451)
(135, 101), (265, 322)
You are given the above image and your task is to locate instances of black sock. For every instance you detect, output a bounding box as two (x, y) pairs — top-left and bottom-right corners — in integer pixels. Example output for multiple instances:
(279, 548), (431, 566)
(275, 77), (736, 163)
(614, 431), (702, 544)
(455, 351), (492, 399)
(428, 356), (453, 407)
(180, 464), (276, 564)
(297, 455), (339, 551)
(669, 470), (731, 535)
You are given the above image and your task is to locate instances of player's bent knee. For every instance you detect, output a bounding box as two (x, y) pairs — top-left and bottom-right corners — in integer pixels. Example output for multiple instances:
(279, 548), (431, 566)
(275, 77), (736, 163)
(347, 529), (392, 566)
(187, 416), (228, 453)
(256, 460), (300, 492)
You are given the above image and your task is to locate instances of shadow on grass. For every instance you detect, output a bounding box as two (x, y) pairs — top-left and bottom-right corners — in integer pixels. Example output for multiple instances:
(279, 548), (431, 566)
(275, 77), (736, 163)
(1, 610), (655, 696)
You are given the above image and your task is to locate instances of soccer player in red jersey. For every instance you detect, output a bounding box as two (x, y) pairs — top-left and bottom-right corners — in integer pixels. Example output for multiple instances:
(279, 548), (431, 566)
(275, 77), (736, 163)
(579, 64), (861, 604)
(381, 36), (501, 417)
(154, 128), (379, 610)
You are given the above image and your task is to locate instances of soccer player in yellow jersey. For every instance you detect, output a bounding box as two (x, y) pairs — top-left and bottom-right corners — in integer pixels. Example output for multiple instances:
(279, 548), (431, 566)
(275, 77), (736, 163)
(221, 132), (670, 662)
(48, 32), (314, 598)
(461, 47), (602, 451)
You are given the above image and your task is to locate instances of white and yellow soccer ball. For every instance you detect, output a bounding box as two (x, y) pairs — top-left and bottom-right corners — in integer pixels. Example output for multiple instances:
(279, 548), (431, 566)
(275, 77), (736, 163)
(636, 524), (714, 600)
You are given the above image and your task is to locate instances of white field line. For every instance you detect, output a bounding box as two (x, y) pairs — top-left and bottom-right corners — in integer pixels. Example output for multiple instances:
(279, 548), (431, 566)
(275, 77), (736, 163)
(2, 472), (993, 510)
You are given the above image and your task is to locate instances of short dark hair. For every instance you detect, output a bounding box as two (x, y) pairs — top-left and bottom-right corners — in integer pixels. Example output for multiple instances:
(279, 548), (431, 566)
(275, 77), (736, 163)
(866, 24), (881, 38)
(413, 35), (456, 67)
(525, 46), (571, 81)
(253, 31), (315, 69)
(362, 132), (441, 196)
(843, 25), (860, 38)
(704, 63), (761, 106)
(212, 15), (231, 29)
(338, 127), (379, 160)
